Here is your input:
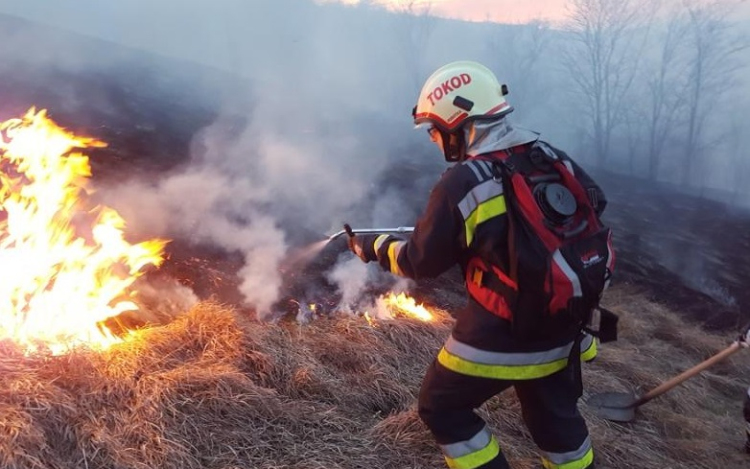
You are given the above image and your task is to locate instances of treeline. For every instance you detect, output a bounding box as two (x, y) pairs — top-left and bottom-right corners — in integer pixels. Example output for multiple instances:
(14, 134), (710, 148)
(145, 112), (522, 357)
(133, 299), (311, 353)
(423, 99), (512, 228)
(559, 0), (748, 202)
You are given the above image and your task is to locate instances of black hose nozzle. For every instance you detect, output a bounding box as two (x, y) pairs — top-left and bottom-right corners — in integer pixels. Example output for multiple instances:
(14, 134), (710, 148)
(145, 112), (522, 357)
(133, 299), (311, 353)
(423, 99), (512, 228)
(343, 223), (355, 238)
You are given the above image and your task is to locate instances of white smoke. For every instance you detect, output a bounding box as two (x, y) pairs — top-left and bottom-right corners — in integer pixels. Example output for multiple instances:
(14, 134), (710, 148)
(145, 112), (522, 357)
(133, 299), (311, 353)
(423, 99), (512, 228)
(101, 165), (288, 318)
(101, 84), (404, 319)
(131, 276), (200, 324)
(326, 254), (372, 313)
(326, 252), (418, 317)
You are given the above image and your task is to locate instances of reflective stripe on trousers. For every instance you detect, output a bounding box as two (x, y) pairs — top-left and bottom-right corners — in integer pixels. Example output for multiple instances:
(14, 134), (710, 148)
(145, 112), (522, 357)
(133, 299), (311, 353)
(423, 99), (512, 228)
(440, 425), (501, 469)
(438, 334), (597, 380)
(542, 436), (594, 469)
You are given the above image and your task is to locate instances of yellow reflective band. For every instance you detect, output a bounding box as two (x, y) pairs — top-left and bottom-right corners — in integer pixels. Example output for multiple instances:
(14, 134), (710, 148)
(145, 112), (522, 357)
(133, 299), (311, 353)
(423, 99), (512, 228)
(437, 348), (568, 380)
(387, 241), (404, 276)
(373, 234), (390, 253)
(580, 337), (597, 362)
(542, 448), (594, 469)
(464, 195), (506, 246)
(445, 436), (501, 469)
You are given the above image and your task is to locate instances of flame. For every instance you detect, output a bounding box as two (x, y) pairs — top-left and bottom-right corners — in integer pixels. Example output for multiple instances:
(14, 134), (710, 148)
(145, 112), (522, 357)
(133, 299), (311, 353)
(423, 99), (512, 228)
(380, 292), (434, 322)
(363, 311), (376, 327)
(0, 108), (167, 355)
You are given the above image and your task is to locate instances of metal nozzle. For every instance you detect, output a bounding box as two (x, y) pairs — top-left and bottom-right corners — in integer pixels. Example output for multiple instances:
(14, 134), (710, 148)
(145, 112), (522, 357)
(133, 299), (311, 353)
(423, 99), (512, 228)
(328, 225), (415, 242)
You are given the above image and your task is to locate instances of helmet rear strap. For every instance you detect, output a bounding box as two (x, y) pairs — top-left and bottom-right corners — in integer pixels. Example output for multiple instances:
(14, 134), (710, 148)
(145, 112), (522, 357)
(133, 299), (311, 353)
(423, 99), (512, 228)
(441, 129), (466, 163)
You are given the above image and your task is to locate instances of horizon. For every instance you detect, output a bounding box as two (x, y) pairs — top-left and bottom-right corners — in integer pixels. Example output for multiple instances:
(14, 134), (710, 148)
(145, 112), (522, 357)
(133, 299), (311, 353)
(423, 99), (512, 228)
(315, 0), (573, 23)
(315, 0), (750, 24)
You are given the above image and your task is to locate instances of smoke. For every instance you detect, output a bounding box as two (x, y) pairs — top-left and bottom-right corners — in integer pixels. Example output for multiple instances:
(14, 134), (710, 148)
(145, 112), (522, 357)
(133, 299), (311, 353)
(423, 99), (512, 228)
(131, 276), (200, 324)
(50, 1), (455, 319)
(325, 253), (416, 317)
(327, 255), (372, 313)
(93, 167), (284, 316)
(98, 86), (407, 318)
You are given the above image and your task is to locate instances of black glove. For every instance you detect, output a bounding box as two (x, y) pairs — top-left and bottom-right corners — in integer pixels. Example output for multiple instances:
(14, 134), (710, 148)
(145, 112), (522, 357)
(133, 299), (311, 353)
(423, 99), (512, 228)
(347, 234), (379, 263)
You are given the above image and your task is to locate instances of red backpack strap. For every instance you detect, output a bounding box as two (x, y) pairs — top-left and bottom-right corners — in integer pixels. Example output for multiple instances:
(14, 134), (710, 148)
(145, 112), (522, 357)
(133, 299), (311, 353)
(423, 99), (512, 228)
(465, 257), (516, 320)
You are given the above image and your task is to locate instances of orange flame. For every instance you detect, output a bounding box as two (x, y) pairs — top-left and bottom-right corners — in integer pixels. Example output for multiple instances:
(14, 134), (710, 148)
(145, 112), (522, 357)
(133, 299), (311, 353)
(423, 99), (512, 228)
(379, 292), (434, 322)
(0, 108), (167, 355)
(363, 311), (376, 327)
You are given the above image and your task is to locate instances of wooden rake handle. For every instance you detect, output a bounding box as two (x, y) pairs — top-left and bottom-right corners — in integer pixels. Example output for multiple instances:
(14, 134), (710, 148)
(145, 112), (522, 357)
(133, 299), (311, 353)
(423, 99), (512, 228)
(634, 340), (746, 408)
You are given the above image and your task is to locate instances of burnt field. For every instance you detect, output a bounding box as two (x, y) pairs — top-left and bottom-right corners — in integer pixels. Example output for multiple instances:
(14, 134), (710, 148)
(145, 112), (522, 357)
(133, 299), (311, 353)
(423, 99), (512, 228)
(600, 173), (750, 331)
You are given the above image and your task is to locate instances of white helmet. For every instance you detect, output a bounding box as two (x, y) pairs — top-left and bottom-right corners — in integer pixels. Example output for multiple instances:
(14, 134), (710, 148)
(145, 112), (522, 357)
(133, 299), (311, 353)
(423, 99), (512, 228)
(413, 61), (512, 133)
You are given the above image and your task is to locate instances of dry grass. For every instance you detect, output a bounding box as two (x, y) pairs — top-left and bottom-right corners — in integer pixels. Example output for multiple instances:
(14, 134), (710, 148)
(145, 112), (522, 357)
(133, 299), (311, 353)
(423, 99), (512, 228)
(0, 285), (748, 469)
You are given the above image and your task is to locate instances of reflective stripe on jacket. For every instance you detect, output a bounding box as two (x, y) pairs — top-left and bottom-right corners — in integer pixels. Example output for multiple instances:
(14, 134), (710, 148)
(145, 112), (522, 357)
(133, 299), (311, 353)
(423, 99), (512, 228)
(438, 334), (597, 380)
(457, 167), (506, 246)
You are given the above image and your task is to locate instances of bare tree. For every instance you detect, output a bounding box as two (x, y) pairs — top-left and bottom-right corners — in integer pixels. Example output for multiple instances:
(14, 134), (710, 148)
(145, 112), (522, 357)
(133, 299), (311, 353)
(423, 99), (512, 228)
(622, 102), (644, 175)
(644, 12), (689, 180)
(728, 113), (748, 205)
(393, 0), (437, 92)
(562, 0), (654, 166)
(678, 0), (747, 188)
(485, 20), (552, 118)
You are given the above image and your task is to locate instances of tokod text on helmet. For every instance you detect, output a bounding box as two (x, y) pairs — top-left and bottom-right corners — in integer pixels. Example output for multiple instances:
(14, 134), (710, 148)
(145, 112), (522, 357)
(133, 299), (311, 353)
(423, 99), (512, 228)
(426, 74), (472, 105)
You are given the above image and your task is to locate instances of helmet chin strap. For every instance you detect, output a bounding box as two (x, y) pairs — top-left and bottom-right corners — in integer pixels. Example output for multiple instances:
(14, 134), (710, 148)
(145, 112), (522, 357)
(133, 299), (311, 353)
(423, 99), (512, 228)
(440, 129), (467, 163)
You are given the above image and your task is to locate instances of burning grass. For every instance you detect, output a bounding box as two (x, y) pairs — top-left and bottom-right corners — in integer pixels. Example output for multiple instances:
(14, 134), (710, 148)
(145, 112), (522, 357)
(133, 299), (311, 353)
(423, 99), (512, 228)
(0, 285), (748, 468)
(0, 108), (167, 355)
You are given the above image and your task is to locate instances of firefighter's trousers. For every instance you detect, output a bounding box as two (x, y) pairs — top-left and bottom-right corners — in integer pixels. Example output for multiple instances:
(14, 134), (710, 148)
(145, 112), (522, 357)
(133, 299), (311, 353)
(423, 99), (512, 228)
(418, 359), (594, 469)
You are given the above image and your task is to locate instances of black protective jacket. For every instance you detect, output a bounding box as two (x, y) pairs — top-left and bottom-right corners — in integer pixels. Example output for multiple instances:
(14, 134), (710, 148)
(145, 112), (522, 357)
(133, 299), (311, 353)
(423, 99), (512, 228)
(370, 141), (606, 362)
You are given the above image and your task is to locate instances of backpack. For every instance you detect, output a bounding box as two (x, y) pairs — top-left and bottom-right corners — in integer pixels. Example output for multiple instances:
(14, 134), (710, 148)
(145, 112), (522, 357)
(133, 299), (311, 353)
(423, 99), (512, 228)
(467, 142), (616, 342)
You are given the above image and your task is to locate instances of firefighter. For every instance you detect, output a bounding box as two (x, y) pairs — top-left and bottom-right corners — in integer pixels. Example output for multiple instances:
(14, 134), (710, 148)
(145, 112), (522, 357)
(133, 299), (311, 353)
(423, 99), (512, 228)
(347, 61), (608, 469)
